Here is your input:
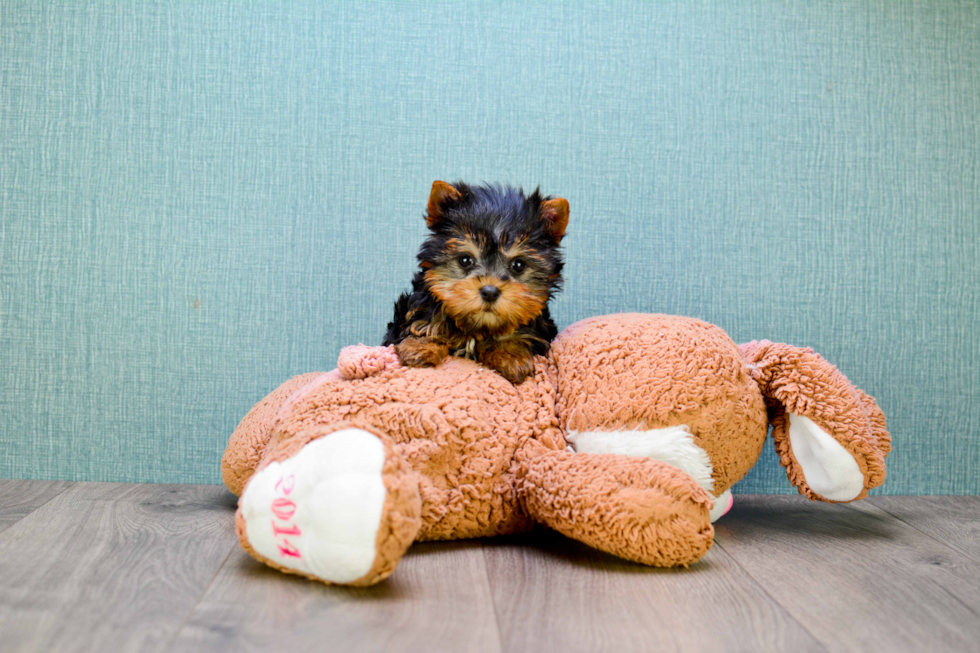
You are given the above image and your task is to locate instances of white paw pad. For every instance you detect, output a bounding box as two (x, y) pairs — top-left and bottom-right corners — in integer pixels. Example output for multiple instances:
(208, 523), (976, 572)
(708, 489), (733, 522)
(240, 428), (387, 584)
(567, 425), (715, 493)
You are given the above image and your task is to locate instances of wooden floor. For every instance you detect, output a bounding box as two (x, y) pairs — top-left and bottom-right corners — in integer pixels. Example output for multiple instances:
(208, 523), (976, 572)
(0, 481), (978, 652)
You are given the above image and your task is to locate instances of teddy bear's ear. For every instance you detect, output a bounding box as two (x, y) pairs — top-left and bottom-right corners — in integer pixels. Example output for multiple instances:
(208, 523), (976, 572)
(739, 340), (891, 502)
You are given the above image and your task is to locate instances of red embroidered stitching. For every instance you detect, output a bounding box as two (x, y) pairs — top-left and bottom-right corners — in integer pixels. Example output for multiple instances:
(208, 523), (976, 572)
(271, 474), (302, 558)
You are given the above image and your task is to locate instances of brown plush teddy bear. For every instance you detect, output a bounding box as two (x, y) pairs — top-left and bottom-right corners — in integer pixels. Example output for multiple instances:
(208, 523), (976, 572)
(221, 313), (890, 587)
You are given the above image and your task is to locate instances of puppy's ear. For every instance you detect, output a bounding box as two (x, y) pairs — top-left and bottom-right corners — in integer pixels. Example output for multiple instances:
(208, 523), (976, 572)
(539, 198), (569, 242)
(426, 181), (462, 228)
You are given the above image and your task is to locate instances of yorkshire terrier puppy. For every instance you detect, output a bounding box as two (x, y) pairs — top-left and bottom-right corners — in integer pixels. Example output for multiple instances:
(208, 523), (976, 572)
(383, 180), (568, 384)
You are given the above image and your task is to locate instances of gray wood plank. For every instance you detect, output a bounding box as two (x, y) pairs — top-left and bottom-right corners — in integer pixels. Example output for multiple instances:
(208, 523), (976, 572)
(0, 482), (239, 653)
(0, 479), (74, 534)
(483, 528), (823, 653)
(714, 495), (980, 652)
(169, 539), (503, 653)
(868, 496), (980, 564)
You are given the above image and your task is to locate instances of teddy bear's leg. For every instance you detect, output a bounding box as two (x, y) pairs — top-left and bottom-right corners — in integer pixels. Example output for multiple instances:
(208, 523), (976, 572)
(236, 422), (422, 587)
(222, 370), (342, 496)
(567, 425), (733, 523)
(519, 440), (714, 566)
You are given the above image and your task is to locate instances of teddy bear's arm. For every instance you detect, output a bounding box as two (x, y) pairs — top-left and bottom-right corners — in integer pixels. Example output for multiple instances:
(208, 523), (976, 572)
(518, 440), (714, 566)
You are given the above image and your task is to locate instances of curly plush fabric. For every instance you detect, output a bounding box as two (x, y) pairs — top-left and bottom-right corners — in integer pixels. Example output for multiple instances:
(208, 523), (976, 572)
(740, 340), (891, 501)
(221, 371), (325, 496)
(518, 440), (714, 566)
(264, 353), (563, 541)
(236, 421), (422, 586)
(550, 314), (769, 495)
(223, 313), (891, 586)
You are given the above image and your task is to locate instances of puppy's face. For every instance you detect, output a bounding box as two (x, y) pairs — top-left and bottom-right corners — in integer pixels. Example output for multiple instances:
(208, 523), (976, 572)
(418, 181), (568, 336)
(424, 232), (552, 334)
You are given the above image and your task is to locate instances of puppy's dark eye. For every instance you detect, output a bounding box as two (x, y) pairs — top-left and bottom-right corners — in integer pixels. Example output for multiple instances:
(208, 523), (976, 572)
(458, 255), (475, 270)
(510, 259), (527, 274)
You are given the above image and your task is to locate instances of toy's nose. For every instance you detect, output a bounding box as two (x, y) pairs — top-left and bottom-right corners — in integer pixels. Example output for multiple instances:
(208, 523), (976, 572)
(480, 285), (501, 303)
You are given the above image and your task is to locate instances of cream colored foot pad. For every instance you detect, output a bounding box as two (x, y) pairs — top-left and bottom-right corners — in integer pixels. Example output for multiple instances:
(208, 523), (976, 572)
(567, 425), (715, 493)
(240, 428), (386, 583)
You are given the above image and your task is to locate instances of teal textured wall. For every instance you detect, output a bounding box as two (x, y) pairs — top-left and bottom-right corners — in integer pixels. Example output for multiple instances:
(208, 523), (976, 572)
(1, 1), (977, 492)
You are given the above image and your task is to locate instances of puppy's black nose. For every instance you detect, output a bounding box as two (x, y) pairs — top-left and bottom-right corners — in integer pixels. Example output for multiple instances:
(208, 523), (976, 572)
(480, 285), (501, 303)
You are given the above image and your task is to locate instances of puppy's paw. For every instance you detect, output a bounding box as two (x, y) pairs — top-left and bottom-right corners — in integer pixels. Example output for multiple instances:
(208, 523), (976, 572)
(395, 336), (449, 368)
(482, 349), (535, 384)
